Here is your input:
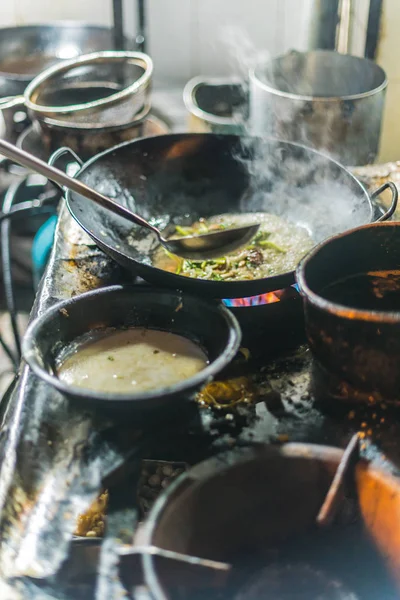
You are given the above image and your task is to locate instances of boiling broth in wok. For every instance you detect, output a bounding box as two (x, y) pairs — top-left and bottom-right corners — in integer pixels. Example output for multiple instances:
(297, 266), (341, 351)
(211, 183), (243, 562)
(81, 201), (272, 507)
(153, 213), (313, 281)
(321, 270), (400, 311)
(57, 327), (208, 394)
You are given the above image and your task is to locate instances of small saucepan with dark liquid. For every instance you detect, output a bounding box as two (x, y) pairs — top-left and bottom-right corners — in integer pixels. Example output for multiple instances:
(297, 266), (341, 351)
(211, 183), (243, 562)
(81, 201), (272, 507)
(296, 222), (400, 404)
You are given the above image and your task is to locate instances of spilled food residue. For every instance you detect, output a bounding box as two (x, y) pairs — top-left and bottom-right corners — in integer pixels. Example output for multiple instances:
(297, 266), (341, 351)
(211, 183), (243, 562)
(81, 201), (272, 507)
(197, 376), (257, 409)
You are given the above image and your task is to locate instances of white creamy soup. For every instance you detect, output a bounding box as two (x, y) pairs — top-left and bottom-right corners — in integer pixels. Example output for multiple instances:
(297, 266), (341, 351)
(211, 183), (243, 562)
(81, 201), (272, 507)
(57, 327), (209, 394)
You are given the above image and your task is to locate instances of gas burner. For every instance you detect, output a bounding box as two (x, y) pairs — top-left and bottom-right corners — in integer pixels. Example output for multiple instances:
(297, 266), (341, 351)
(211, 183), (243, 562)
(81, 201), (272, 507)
(223, 284), (300, 308)
(224, 285), (305, 354)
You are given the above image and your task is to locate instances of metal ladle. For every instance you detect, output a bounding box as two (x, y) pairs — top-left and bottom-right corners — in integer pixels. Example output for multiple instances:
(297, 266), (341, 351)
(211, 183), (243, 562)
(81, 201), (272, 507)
(0, 138), (260, 260)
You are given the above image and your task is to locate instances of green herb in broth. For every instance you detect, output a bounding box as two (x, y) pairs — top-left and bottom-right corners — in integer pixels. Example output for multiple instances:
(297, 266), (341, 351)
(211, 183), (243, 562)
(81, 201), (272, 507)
(153, 213), (314, 281)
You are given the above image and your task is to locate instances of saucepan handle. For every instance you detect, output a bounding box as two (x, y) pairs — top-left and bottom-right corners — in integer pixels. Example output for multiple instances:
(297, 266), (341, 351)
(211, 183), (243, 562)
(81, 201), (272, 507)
(0, 95), (25, 110)
(48, 146), (84, 169)
(371, 181), (398, 222)
(46, 147), (84, 196)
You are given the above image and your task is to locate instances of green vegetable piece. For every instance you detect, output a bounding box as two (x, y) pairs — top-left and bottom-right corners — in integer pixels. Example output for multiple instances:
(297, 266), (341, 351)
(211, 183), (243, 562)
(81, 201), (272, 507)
(175, 225), (191, 236)
(258, 240), (286, 253)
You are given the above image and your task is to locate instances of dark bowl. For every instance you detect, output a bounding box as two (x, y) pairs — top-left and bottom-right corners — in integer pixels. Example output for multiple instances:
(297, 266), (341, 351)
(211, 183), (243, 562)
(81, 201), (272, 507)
(134, 444), (400, 600)
(22, 285), (241, 414)
(296, 221), (400, 403)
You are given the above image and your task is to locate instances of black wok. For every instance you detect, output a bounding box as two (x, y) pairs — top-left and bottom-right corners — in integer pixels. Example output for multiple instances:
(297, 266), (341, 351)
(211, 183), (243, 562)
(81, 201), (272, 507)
(62, 133), (397, 299)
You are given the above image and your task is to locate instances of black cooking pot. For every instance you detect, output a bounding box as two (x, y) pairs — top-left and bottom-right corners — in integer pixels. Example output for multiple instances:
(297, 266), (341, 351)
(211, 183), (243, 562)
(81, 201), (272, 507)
(129, 444), (400, 599)
(58, 134), (397, 299)
(22, 285), (241, 415)
(296, 222), (400, 404)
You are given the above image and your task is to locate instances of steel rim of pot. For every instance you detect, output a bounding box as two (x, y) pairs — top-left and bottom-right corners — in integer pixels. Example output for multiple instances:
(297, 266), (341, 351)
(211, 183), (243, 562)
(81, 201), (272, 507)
(183, 76), (243, 127)
(296, 221), (400, 324)
(0, 51), (153, 118)
(249, 50), (388, 103)
(37, 101), (152, 132)
(26, 51), (153, 115)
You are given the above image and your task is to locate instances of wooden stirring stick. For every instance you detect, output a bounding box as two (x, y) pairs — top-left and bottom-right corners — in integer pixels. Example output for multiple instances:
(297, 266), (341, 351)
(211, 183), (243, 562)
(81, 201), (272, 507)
(316, 433), (360, 527)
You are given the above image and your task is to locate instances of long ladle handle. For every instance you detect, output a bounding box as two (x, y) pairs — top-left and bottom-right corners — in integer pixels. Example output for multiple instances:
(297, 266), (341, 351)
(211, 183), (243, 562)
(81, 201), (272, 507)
(0, 138), (158, 234)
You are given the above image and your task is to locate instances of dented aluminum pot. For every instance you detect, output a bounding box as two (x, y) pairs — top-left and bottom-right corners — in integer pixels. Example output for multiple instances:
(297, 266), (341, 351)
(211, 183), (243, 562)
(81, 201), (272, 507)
(249, 50), (387, 166)
(296, 220), (400, 405)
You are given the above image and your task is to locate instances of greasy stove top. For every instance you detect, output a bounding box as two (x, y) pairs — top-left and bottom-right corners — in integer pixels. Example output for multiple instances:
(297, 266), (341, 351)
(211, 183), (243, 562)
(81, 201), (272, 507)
(0, 202), (399, 599)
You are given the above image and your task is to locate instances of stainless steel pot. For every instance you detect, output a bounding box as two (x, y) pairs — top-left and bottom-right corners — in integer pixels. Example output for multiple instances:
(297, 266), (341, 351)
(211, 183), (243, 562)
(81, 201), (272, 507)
(249, 50), (387, 165)
(0, 23), (135, 141)
(0, 51), (153, 133)
(0, 23), (133, 97)
(24, 108), (168, 162)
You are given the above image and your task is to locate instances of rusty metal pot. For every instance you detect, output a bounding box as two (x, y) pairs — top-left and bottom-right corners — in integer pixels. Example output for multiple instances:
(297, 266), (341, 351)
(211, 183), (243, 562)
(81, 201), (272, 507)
(17, 113), (168, 162)
(296, 219), (400, 405)
(249, 50), (387, 165)
(31, 103), (151, 161)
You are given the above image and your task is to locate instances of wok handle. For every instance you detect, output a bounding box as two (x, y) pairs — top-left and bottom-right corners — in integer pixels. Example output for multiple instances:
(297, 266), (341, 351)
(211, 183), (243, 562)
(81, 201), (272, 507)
(371, 181), (398, 222)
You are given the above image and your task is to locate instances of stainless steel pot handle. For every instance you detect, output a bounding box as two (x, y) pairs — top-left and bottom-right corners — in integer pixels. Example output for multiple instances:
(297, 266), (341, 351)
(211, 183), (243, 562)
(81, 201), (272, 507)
(0, 96), (25, 110)
(47, 147), (84, 195)
(48, 147), (84, 168)
(371, 181), (398, 222)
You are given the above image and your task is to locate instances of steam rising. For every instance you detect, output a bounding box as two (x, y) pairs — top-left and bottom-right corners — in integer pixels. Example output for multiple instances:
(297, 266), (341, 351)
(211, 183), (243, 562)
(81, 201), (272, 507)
(218, 26), (375, 241)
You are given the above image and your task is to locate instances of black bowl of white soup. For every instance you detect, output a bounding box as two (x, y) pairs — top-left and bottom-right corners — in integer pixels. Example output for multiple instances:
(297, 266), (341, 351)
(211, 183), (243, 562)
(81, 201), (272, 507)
(22, 286), (241, 413)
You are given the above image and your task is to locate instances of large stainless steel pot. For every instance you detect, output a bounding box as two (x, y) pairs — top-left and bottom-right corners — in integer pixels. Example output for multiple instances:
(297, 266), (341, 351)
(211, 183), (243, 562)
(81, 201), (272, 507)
(249, 50), (387, 166)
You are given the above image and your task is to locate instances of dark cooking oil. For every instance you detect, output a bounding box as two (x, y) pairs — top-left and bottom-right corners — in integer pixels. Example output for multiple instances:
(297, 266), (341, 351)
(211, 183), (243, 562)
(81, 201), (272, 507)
(321, 270), (400, 311)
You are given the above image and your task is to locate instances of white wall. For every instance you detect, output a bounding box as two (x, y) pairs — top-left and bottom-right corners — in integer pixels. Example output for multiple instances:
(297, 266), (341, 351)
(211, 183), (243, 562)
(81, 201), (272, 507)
(0, 0), (315, 85)
(375, 0), (400, 162)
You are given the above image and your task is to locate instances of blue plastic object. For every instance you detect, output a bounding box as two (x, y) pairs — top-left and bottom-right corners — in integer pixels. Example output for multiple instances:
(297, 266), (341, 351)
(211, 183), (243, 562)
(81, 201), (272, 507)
(31, 215), (58, 285)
